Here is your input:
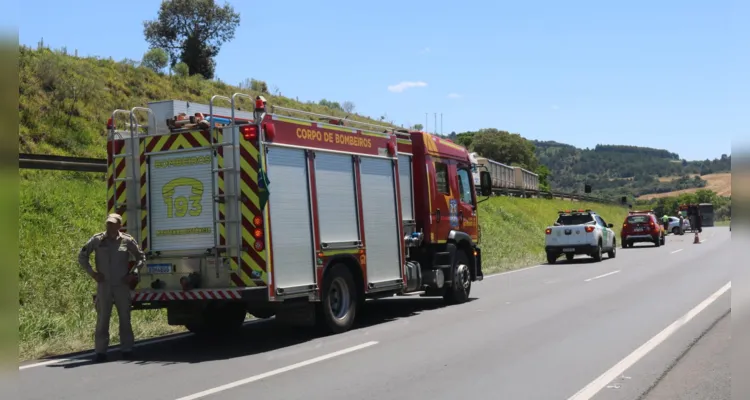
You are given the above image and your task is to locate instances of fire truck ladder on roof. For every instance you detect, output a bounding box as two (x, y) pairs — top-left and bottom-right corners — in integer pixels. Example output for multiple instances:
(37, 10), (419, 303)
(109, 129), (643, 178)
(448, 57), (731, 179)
(269, 106), (397, 134)
(109, 107), (156, 244)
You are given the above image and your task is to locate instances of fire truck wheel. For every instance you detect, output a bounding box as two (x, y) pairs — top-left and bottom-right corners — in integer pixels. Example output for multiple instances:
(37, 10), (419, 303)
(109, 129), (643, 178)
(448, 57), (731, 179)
(444, 250), (471, 305)
(318, 264), (357, 334)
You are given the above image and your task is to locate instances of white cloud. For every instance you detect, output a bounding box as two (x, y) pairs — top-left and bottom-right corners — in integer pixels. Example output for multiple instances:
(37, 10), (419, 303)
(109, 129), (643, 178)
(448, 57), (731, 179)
(387, 81), (428, 93)
(419, 47), (431, 54)
(447, 93), (463, 99)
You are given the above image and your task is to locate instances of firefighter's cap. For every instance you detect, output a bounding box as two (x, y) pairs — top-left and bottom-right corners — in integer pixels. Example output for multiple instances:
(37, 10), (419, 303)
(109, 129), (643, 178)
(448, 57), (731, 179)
(105, 213), (122, 224)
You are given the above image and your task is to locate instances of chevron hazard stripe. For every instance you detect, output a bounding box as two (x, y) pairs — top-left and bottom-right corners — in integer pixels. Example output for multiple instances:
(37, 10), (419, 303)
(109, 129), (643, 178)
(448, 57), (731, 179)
(132, 289), (242, 301)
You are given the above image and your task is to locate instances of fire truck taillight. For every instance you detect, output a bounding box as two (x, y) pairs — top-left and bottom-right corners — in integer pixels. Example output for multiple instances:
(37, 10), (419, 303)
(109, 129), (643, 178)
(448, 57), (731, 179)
(252, 225), (264, 251)
(253, 216), (263, 226)
(240, 125), (258, 141)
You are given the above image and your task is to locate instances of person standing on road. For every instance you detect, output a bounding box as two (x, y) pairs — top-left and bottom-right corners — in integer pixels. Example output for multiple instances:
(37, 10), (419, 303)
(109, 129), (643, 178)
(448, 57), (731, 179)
(678, 212), (685, 235)
(661, 214), (669, 233)
(78, 213), (145, 362)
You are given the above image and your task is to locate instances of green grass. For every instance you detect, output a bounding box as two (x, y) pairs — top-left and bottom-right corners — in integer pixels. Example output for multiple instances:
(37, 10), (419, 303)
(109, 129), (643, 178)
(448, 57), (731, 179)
(477, 197), (629, 273)
(20, 172), (628, 361)
(19, 171), (183, 361)
(19, 46), (401, 158)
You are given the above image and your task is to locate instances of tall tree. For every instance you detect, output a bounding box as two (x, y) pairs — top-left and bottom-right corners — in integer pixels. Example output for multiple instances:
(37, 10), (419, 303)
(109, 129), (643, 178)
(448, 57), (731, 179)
(143, 0), (240, 79)
(470, 128), (539, 170)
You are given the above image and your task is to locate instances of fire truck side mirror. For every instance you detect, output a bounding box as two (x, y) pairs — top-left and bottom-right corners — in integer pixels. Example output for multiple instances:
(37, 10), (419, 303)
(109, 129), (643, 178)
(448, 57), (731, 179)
(479, 171), (492, 196)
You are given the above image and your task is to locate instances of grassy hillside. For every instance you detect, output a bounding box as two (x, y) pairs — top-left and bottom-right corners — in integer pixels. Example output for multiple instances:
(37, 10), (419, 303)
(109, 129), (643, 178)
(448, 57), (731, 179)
(19, 169), (628, 361)
(638, 173), (732, 200)
(19, 46), (399, 158)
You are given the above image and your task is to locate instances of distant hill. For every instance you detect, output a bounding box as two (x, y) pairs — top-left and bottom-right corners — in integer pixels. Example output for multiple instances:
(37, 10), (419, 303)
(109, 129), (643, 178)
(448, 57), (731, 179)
(637, 173), (731, 200)
(532, 141), (731, 199)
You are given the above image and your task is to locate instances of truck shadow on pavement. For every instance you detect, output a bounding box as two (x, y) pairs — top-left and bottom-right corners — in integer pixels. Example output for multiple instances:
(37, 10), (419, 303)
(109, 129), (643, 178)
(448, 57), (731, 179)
(547, 257), (614, 265)
(50, 296), (476, 369)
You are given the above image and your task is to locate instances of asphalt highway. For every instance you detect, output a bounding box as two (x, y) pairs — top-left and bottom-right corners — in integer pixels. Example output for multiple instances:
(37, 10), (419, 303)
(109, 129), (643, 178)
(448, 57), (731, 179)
(19, 227), (731, 400)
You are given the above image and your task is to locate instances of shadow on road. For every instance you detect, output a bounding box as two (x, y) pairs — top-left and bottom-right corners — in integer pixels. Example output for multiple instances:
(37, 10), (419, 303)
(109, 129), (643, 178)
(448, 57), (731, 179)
(49, 296), (475, 369)
(547, 256), (614, 265)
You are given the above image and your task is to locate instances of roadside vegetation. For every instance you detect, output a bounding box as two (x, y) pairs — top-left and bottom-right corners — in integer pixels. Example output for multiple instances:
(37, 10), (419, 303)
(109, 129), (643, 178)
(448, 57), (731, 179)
(478, 196), (629, 271)
(19, 170), (628, 361)
(634, 189), (731, 222)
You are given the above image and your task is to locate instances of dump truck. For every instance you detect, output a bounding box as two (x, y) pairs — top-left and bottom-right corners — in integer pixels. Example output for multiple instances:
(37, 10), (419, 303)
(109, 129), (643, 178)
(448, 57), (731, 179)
(105, 94), (492, 334)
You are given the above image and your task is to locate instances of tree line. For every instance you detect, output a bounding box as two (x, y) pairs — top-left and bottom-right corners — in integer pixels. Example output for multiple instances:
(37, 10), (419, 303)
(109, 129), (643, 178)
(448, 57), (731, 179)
(636, 189), (731, 222)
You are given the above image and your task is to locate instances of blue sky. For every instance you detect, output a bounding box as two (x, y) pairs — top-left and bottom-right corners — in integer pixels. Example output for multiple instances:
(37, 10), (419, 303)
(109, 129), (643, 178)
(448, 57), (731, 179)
(8, 0), (749, 160)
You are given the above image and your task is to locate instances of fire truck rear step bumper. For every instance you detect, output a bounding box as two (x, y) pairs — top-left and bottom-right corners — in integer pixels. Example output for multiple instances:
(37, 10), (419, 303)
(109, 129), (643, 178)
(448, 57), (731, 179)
(94, 287), (268, 308)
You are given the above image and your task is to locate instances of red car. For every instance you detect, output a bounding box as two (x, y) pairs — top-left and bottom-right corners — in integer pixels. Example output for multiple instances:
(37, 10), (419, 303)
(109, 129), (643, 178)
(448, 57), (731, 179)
(621, 210), (666, 248)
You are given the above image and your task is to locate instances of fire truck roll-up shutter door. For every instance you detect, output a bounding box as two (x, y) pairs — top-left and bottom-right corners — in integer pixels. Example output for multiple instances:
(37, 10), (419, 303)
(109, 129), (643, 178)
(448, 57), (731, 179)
(266, 147), (316, 290)
(359, 157), (402, 286)
(397, 154), (414, 221)
(314, 152), (360, 245)
(149, 150), (216, 252)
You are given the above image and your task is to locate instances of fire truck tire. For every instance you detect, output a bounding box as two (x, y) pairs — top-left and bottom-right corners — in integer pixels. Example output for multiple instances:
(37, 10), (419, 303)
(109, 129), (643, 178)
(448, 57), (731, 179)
(318, 264), (358, 334)
(185, 302), (247, 336)
(444, 250), (471, 304)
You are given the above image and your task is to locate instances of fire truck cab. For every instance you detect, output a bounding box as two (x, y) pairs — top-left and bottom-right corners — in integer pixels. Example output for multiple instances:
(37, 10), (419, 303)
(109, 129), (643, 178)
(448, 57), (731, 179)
(106, 94), (492, 335)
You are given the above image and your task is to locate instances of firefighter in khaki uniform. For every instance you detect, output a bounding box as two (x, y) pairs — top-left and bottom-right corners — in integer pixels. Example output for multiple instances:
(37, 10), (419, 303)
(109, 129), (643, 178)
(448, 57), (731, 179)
(78, 213), (145, 362)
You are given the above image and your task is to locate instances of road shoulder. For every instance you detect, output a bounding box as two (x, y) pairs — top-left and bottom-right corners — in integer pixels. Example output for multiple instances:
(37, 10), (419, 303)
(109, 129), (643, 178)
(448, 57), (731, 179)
(640, 311), (730, 400)
(591, 287), (730, 400)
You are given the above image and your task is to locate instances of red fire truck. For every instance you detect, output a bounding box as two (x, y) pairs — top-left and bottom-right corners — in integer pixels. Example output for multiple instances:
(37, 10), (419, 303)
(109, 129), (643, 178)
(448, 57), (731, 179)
(106, 94), (492, 334)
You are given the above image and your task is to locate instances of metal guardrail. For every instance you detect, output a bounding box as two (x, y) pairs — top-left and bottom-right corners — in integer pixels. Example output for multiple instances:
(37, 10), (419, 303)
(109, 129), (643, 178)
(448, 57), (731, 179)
(19, 153), (623, 205)
(20, 153), (107, 173)
(492, 187), (621, 205)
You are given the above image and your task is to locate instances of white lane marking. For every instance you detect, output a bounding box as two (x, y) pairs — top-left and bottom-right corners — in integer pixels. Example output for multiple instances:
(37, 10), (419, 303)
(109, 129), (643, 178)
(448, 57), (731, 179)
(567, 281), (731, 400)
(671, 249), (683, 254)
(584, 270), (620, 282)
(174, 341), (379, 400)
(20, 319), (264, 370)
(484, 264), (544, 278)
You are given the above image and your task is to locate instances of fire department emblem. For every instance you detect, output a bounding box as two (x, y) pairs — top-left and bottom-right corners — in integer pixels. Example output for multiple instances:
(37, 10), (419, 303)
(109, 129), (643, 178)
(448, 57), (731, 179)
(449, 199), (459, 229)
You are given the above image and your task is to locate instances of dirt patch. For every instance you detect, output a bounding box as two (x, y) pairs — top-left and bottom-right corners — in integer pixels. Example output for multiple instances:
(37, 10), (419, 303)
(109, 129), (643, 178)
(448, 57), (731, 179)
(639, 173), (731, 200)
(657, 174), (699, 183)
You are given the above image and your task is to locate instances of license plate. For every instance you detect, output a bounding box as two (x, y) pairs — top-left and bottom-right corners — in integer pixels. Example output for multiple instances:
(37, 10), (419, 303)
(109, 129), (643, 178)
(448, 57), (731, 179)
(563, 248), (575, 252)
(634, 227), (644, 232)
(147, 263), (172, 274)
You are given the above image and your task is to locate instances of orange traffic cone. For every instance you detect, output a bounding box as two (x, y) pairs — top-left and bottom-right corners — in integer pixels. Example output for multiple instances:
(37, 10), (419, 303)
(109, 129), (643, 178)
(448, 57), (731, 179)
(693, 231), (700, 244)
